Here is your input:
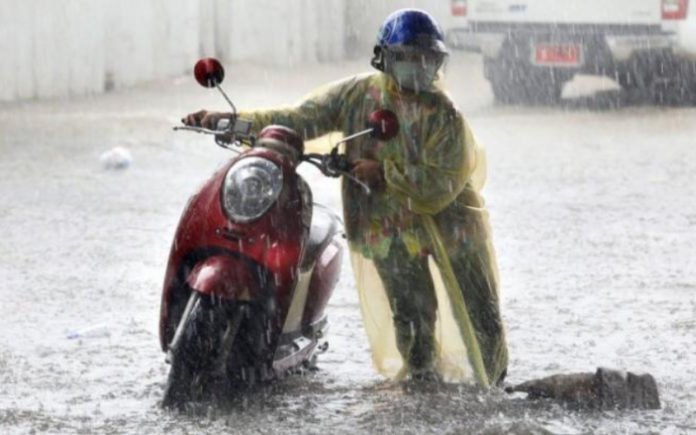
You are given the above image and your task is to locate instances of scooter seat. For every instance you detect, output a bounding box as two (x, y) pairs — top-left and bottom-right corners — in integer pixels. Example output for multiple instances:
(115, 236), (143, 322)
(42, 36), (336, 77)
(300, 207), (340, 271)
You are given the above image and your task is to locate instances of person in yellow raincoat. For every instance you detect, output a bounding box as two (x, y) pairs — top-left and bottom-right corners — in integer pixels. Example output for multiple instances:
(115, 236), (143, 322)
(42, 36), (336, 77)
(184, 9), (508, 386)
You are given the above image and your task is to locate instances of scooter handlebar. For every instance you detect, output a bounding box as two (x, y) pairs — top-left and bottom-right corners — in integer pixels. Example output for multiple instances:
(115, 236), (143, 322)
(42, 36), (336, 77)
(303, 149), (350, 177)
(302, 151), (371, 195)
(173, 116), (255, 150)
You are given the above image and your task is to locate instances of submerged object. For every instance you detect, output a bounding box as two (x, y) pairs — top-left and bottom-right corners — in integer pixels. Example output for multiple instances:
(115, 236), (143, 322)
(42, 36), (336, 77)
(100, 146), (132, 170)
(506, 367), (660, 410)
(66, 324), (111, 340)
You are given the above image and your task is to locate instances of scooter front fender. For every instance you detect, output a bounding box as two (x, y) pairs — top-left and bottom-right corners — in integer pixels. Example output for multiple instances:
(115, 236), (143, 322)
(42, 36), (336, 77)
(186, 255), (259, 301)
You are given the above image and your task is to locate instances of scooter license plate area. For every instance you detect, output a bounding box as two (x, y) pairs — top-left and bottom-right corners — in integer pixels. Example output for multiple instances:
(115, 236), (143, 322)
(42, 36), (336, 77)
(533, 43), (583, 67)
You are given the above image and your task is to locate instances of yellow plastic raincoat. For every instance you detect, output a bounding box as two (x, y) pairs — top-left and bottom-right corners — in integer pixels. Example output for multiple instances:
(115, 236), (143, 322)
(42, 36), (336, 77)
(240, 72), (508, 385)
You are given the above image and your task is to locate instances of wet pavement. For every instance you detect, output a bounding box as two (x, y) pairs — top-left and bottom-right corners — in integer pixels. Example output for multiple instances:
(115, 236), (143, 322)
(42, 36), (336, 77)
(1, 52), (695, 434)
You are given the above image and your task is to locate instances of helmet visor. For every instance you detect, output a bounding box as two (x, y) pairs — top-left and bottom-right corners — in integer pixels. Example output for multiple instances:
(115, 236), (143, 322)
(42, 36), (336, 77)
(386, 46), (447, 71)
(384, 46), (448, 92)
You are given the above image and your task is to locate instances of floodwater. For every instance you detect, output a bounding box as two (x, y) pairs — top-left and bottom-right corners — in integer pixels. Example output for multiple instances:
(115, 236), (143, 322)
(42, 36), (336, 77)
(1, 52), (695, 434)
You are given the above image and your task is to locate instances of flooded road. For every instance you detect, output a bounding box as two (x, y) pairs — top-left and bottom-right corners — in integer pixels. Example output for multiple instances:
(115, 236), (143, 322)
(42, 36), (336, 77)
(1, 52), (695, 434)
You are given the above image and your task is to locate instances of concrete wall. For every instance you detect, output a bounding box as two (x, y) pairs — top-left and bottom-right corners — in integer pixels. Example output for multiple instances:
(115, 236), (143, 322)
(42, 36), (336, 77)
(103, 0), (200, 90)
(0, 0), (106, 101)
(0, 0), (449, 102)
(212, 0), (345, 67)
(0, 0), (199, 101)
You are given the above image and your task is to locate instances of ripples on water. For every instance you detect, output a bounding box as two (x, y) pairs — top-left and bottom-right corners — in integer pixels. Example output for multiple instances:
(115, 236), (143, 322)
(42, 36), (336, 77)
(2, 54), (695, 435)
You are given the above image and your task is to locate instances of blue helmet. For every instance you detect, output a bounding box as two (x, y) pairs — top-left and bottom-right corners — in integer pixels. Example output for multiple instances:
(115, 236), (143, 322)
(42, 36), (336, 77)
(371, 9), (449, 93)
(372, 9), (448, 72)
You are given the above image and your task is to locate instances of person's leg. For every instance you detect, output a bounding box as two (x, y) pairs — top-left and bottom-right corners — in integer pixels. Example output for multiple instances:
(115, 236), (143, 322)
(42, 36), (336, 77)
(449, 244), (508, 384)
(373, 239), (438, 374)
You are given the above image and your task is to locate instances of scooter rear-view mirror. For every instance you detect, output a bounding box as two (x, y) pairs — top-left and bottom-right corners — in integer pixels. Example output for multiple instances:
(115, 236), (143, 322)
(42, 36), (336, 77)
(194, 58), (225, 88)
(192, 58), (237, 115)
(367, 109), (399, 141)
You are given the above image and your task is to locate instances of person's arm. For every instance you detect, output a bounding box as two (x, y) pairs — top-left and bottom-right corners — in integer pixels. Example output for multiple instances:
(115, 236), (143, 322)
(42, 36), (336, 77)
(183, 76), (357, 140)
(382, 111), (479, 215)
(238, 76), (358, 141)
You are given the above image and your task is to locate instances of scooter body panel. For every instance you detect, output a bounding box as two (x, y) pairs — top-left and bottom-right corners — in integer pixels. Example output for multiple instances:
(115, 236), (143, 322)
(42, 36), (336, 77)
(159, 148), (307, 351)
(185, 255), (259, 300)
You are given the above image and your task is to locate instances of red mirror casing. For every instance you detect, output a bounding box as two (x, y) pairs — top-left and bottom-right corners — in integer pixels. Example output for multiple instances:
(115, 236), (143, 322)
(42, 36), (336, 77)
(367, 110), (399, 141)
(194, 58), (225, 88)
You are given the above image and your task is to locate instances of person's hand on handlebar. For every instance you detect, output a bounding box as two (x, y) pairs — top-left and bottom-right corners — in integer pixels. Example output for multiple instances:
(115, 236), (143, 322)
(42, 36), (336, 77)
(181, 110), (231, 129)
(351, 158), (385, 191)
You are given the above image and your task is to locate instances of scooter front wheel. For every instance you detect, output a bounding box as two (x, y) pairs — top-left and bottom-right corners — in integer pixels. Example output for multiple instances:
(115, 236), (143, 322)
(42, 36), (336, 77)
(161, 294), (241, 409)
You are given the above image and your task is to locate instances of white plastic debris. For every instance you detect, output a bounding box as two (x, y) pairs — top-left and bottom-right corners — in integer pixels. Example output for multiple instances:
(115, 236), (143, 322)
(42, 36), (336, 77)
(100, 146), (132, 170)
(66, 324), (111, 340)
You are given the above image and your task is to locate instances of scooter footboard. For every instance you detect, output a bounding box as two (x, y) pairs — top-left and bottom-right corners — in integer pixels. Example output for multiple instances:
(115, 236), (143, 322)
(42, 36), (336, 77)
(187, 255), (262, 301)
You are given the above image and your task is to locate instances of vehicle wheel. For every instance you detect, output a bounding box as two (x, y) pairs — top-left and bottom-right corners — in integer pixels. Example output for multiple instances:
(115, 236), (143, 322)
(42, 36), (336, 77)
(651, 60), (696, 105)
(486, 57), (567, 104)
(616, 70), (647, 92)
(225, 305), (274, 386)
(618, 57), (696, 104)
(161, 296), (228, 409)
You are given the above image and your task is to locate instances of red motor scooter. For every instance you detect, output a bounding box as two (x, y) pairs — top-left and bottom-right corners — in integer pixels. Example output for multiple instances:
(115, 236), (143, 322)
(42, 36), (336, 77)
(159, 58), (398, 408)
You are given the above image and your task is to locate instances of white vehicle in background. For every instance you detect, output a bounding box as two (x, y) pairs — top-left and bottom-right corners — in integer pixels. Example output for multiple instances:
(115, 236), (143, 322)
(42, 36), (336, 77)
(445, 0), (478, 51)
(462, 0), (696, 103)
(662, 0), (696, 59)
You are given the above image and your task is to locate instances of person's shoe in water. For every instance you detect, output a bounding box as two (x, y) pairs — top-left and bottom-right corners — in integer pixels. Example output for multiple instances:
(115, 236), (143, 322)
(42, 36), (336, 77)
(402, 368), (443, 393)
(409, 368), (442, 383)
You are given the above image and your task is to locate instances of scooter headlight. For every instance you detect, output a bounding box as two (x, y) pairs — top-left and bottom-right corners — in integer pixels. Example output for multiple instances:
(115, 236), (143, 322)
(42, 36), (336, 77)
(222, 157), (283, 222)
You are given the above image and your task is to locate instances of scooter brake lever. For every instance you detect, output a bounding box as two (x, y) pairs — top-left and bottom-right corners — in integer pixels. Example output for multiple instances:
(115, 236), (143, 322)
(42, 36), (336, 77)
(323, 149), (352, 175)
(341, 171), (371, 195)
(173, 125), (221, 135)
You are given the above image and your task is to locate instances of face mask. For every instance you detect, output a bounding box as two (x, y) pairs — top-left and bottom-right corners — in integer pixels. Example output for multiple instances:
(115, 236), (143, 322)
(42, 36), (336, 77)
(390, 60), (440, 93)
